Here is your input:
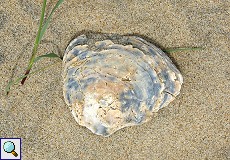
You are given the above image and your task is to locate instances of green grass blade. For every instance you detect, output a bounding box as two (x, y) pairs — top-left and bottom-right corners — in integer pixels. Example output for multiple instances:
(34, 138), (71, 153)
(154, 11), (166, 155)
(5, 81), (14, 95)
(21, 0), (64, 85)
(21, 0), (47, 85)
(6, 62), (60, 95)
(29, 0), (47, 66)
(38, 0), (64, 43)
(34, 53), (60, 63)
(163, 47), (203, 53)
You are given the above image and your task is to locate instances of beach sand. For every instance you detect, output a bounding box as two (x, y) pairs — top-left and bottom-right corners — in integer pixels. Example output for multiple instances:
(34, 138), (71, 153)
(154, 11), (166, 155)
(0, 0), (229, 159)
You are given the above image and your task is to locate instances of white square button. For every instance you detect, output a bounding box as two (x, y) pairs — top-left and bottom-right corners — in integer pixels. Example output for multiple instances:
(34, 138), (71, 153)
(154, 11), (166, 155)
(0, 138), (21, 160)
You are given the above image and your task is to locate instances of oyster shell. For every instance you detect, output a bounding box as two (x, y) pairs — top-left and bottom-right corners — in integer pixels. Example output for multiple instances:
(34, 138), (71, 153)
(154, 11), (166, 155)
(63, 33), (183, 137)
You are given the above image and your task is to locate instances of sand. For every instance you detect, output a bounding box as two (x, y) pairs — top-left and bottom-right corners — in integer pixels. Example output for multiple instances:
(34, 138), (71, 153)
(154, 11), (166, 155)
(0, 0), (229, 159)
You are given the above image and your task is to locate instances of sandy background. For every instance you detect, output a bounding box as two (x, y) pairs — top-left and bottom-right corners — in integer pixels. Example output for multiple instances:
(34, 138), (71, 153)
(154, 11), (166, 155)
(0, 0), (229, 159)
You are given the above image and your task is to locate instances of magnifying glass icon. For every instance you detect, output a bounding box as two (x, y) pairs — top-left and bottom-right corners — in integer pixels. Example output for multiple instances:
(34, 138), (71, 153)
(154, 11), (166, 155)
(3, 141), (18, 157)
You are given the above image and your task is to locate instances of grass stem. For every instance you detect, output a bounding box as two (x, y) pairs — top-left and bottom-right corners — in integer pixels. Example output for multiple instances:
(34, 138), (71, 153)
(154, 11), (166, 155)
(21, 0), (47, 85)
(6, 62), (60, 95)
(164, 47), (203, 53)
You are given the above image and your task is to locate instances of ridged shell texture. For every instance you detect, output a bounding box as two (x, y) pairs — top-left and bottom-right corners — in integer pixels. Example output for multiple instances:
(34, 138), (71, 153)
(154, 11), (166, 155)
(63, 33), (183, 136)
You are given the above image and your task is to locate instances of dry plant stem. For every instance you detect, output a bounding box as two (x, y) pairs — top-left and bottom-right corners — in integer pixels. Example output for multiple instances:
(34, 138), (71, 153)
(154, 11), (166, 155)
(21, 0), (47, 85)
(6, 61), (60, 95)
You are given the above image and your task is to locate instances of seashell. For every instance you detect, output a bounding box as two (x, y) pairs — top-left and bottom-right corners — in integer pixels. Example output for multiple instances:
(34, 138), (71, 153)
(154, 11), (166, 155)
(63, 33), (183, 137)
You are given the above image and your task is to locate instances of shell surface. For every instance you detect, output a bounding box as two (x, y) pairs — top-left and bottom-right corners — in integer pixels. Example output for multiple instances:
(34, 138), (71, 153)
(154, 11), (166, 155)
(63, 33), (183, 137)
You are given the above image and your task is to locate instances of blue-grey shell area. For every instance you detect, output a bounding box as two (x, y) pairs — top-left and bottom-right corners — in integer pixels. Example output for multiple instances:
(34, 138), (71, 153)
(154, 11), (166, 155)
(63, 33), (183, 137)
